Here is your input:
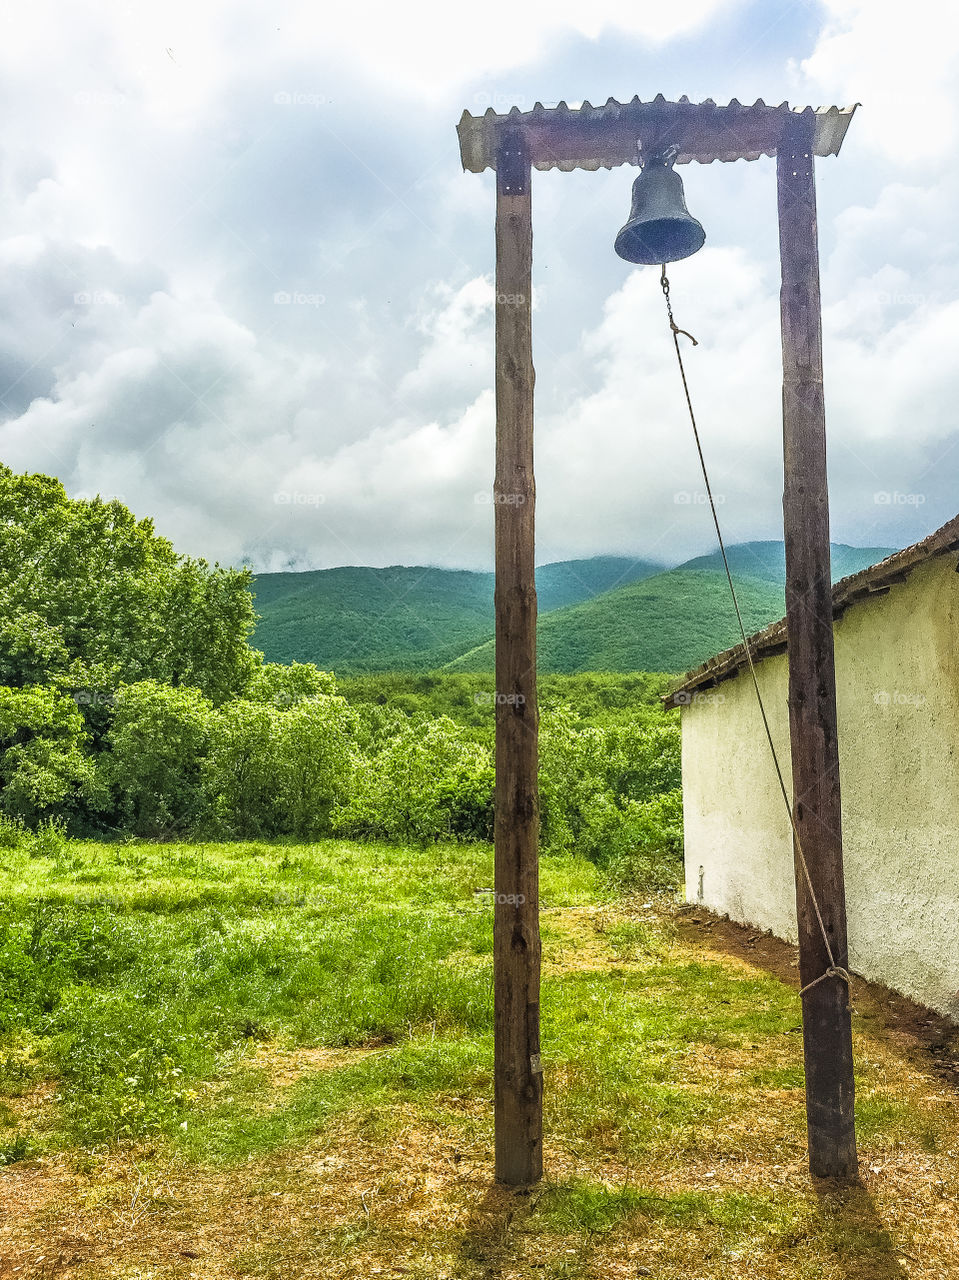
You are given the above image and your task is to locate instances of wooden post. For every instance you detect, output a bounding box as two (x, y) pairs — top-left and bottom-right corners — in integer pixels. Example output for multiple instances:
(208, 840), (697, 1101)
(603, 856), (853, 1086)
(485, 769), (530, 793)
(493, 128), (542, 1187)
(777, 113), (858, 1183)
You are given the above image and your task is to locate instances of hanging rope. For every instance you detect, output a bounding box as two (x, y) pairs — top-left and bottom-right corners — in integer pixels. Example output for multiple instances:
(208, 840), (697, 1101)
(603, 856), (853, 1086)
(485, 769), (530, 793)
(659, 264), (851, 1005)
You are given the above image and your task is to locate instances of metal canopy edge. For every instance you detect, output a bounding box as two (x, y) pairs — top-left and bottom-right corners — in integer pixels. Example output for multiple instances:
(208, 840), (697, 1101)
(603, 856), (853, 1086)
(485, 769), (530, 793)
(457, 96), (859, 173)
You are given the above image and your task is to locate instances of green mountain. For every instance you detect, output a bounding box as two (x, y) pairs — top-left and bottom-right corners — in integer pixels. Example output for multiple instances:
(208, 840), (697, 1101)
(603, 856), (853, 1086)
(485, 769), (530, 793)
(252, 541), (899, 675)
(444, 569), (788, 675)
(536, 556), (663, 610)
(252, 565), (492, 672)
(251, 556), (663, 673)
(677, 541), (896, 584)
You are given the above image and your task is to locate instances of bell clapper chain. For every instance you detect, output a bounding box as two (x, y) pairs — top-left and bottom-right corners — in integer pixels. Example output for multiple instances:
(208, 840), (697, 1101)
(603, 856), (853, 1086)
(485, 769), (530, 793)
(660, 266), (698, 346)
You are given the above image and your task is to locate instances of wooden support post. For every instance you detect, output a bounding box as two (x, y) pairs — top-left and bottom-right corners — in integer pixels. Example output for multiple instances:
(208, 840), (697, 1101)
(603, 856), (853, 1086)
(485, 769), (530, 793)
(777, 114), (858, 1184)
(493, 128), (542, 1187)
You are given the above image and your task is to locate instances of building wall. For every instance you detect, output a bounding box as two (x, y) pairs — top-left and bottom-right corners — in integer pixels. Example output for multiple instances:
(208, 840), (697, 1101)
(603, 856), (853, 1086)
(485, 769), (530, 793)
(682, 554), (959, 1018)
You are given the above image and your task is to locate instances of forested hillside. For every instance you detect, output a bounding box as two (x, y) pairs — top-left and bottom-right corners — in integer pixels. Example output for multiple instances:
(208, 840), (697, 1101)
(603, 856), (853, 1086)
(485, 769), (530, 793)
(678, 541), (896, 584)
(251, 555), (663, 671)
(253, 542), (897, 674)
(445, 569), (787, 674)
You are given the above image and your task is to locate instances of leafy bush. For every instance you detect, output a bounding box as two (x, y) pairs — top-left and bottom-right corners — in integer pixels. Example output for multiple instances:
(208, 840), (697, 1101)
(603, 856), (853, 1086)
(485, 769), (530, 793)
(206, 699), (282, 836)
(0, 814), (25, 850)
(273, 696), (356, 838)
(336, 671), (672, 733)
(600, 789), (685, 891)
(0, 685), (94, 826)
(336, 716), (493, 844)
(27, 816), (69, 859)
(96, 681), (215, 835)
(245, 661), (337, 707)
(537, 705), (683, 886)
(207, 690), (355, 839)
(605, 720), (682, 804)
(538, 707), (614, 855)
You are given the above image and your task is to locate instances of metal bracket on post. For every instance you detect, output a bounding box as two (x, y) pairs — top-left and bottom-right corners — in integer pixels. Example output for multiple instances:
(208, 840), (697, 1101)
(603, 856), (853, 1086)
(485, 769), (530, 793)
(497, 129), (529, 196)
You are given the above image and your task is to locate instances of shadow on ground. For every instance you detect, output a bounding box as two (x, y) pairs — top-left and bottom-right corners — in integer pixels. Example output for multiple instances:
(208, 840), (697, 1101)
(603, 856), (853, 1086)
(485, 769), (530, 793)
(810, 1178), (908, 1279)
(450, 1172), (911, 1279)
(455, 1182), (545, 1277)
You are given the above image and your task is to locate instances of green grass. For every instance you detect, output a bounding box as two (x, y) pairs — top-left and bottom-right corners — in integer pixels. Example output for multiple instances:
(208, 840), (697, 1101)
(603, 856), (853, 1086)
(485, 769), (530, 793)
(0, 838), (599, 1153)
(2, 836), (953, 1277)
(533, 1181), (794, 1235)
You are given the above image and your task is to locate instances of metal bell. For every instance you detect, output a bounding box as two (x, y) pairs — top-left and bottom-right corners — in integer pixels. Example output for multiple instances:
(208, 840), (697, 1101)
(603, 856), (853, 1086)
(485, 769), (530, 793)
(614, 147), (706, 265)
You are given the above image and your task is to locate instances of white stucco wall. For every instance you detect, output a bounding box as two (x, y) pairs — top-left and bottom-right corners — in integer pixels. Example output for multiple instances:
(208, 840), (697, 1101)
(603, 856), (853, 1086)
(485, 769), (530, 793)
(682, 554), (959, 1019)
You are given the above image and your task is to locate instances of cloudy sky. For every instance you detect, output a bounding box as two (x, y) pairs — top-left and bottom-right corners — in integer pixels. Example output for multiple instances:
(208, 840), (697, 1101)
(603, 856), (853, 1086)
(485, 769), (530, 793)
(1, 0), (957, 571)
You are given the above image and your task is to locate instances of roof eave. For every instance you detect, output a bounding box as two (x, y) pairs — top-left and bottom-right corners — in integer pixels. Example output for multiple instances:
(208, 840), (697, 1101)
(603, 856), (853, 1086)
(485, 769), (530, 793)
(664, 513), (959, 710)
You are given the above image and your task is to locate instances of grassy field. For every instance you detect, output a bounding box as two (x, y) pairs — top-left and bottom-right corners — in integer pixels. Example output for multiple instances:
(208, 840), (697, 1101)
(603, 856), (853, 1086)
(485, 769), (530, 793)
(2, 838), (958, 1278)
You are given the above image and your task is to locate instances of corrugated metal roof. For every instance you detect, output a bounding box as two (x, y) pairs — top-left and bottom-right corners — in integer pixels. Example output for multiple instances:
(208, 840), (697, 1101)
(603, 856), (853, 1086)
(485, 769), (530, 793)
(664, 513), (959, 709)
(457, 96), (858, 173)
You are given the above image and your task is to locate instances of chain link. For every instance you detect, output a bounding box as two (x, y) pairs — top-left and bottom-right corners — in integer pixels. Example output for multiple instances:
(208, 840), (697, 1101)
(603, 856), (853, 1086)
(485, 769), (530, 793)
(660, 266), (698, 346)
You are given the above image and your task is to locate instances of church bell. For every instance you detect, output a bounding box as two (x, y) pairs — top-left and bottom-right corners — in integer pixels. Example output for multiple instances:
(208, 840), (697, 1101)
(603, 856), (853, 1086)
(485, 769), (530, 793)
(614, 147), (706, 266)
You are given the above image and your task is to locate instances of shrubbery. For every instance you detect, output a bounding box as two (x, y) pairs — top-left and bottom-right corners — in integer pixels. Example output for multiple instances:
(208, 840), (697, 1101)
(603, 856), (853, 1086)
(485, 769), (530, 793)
(0, 686), (93, 825)
(96, 681), (214, 835)
(0, 471), (683, 883)
(0, 668), (683, 886)
(336, 716), (494, 844)
(0, 669), (682, 889)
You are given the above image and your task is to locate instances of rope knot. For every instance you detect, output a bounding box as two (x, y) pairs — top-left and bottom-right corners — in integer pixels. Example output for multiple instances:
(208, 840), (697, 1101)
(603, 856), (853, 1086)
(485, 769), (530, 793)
(799, 965), (851, 997)
(669, 318), (699, 346)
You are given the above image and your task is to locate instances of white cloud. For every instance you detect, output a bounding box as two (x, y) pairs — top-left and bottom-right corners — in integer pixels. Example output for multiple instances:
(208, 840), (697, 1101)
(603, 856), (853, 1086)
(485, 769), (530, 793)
(799, 0), (959, 163)
(0, 0), (746, 118)
(535, 248), (785, 563)
(0, 280), (496, 569)
(1, 0), (957, 577)
(314, 0), (745, 97)
(398, 277), (495, 403)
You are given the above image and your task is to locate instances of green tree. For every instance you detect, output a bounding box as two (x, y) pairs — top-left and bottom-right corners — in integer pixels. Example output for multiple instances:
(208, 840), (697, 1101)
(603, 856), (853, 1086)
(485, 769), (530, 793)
(538, 706), (611, 855)
(207, 690), (355, 838)
(337, 716), (493, 844)
(274, 696), (355, 837)
(0, 613), (72, 688)
(245, 661), (337, 707)
(0, 466), (258, 703)
(206, 699), (282, 836)
(605, 720), (682, 804)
